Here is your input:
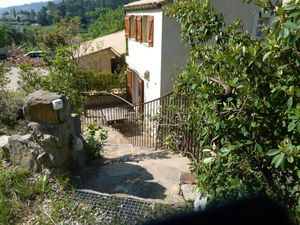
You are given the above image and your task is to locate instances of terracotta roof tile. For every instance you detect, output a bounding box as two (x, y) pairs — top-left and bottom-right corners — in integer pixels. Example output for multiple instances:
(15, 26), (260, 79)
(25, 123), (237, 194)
(75, 30), (126, 58)
(124, 0), (173, 10)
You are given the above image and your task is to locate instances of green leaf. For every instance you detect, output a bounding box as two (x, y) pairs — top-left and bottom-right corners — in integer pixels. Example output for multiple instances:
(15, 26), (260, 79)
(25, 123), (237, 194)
(266, 149), (280, 156)
(263, 51), (272, 62)
(284, 3), (299, 11)
(251, 122), (257, 127)
(288, 121), (297, 132)
(287, 156), (294, 163)
(271, 153), (285, 168)
(255, 143), (262, 152)
(297, 170), (300, 179)
(287, 97), (293, 109)
(220, 147), (230, 156)
(283, 28), (289, 38)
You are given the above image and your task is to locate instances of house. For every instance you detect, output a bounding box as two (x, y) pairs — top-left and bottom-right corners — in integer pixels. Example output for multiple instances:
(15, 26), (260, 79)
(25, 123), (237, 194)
(75, 30), (126, 73)
(16, 14), (28, 22)
(124, 0), (189, 106)
(124, 0), (270, 106)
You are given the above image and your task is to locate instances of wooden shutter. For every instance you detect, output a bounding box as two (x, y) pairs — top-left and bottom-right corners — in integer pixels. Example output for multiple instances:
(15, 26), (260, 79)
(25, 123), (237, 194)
(125, 15), (130, 38)
(134, 16), (138, 39)
(138, 77), (144, 113)
(126, 68), (133, 103)
(148, 16), (154, 47)
(136, 16), (142, 42)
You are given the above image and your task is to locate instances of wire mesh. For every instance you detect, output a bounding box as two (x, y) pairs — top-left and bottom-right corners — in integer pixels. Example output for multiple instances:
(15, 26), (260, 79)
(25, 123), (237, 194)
(72, 190), (159, 225)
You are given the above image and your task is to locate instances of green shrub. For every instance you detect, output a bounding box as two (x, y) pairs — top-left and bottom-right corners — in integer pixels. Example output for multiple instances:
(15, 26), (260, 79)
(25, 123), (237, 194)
(168, 0), (300, 222)
(89, 70), (126, 92)
(19, 46), (91, 113)
(0, 91), (27, 135)
(0, 63), (9, 87)
(83, 124), (108, 160)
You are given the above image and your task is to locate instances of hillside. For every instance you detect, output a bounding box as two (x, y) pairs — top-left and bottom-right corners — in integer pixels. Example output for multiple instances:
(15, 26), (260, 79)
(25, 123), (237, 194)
(0, 0), (62, 14)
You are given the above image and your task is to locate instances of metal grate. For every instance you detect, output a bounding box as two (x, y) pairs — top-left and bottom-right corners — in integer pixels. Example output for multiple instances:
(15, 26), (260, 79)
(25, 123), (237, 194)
(72, 190), (157, 225)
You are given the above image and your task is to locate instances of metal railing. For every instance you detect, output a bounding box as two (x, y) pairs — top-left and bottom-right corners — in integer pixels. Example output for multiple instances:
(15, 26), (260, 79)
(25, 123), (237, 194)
(82, 91), (201, 158)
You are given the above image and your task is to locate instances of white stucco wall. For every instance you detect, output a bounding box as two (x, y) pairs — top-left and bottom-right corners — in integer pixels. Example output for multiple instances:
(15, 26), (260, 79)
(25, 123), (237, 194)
(211, 0), (259, 35)
(126, 8), (163, 103)
(126, 1), (260, 103)
(161, 15), (189, 96)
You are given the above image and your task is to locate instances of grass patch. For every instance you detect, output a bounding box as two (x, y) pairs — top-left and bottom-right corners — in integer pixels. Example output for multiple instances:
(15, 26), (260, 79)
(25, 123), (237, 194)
(0, 162), (96, 224)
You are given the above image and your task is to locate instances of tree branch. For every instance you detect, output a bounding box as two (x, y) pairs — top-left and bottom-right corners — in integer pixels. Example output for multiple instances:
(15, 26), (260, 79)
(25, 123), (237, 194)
(209, 77), (233, 96)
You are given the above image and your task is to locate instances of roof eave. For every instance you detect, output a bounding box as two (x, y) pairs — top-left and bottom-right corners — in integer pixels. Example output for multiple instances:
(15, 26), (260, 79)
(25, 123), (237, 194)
(124, 0), (173, 11)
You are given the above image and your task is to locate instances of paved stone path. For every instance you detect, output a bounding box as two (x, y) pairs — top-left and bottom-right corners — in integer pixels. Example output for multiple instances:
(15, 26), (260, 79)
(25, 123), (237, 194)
(78, 126), (191, 205)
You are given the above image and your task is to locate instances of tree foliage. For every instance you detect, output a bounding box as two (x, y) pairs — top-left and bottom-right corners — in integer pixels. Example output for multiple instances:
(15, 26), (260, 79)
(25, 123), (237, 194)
(19, 46), (90, 113)
(0, 26), (8, 48)
(87, 6), (125, 38)
(167, 0), (300, 222)
(36, 0), (134, 27)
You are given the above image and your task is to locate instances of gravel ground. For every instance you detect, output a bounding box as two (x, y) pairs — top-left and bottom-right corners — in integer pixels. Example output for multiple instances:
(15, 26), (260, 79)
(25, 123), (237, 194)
(5, 67), (20, 91)
(4, 66), (49, 91)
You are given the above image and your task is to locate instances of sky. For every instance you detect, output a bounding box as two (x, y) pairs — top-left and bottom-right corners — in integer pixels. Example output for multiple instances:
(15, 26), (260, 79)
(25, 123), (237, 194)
(0, 0), (51, 8)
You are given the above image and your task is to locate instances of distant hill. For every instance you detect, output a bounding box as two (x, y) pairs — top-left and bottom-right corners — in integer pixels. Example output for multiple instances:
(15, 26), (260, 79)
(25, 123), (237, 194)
(0, 0), (62, 14)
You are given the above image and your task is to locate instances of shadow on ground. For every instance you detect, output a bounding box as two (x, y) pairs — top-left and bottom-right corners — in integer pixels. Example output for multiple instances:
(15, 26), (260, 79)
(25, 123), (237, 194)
(79, 161), (167, 200)
(113, 151), (171, 163)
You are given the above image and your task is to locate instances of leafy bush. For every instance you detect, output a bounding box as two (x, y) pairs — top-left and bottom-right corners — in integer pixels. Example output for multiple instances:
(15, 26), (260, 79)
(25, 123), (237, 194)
(0, 63), (9, 87)
(83, 124), (108, 160)
(0, 63), (27, 135)
(0, 91), (24, 124)
(19, 46), (126, 114)
(89, 69), (126, 92)
(19, 46), (91, 113)
(168, 0), (300, 222)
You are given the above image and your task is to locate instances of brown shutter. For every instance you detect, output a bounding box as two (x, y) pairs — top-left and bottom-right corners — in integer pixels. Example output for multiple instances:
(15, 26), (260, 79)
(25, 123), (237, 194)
(138, 77), (144, 113)
(127, 68), (133, 103)
(136, 16), (142, 42)
(148, 16), (154, 47)
(130, 16), (136, 38)
(125, 15), (130, 38)
(134, 16), (138, 39)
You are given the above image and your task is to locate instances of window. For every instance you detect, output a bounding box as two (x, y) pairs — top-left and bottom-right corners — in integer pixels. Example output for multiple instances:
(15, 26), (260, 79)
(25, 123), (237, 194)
(124, 15), (154, 47)
(253, 10), (272, 39)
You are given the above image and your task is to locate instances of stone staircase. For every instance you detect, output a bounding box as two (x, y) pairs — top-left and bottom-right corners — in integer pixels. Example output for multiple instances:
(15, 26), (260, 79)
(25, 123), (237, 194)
(78, 126), (194, 205)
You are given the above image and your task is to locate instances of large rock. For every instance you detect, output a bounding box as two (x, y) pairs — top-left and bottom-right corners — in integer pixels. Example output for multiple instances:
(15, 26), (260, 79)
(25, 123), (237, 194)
(8, 134), (40, 172)
(0, 135), (10, 159)
(23, 90), (72, 124)
(70, 137), (86, 168)
(6, 90), (86, 172)
(8, 134), (70, 172)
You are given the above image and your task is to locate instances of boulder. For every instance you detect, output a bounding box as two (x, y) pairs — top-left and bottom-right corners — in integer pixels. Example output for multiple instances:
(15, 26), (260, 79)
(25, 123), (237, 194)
(181, 184), (198, 202)
(70, 137), (86, 168)
(180, 172), (197, 184)
(23, 90), (71, 124)
(70, 114), (81, 137)
(8, 134), (70, 172)
(8, 134), (40, 172)
(0, 135), (10, 159)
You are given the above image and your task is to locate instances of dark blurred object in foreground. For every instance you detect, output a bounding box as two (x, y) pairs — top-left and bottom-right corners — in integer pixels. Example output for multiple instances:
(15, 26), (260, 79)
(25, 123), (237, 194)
(145, 196), (292, 225)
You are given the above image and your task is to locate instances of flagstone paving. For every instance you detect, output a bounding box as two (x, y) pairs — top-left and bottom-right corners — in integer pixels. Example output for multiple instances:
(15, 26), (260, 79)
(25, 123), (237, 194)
(78, 126), (192, 205)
